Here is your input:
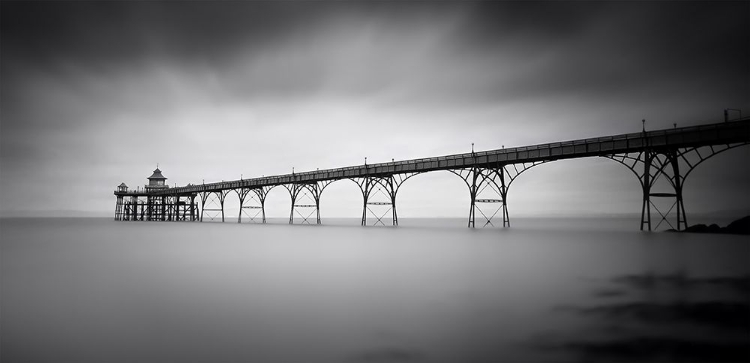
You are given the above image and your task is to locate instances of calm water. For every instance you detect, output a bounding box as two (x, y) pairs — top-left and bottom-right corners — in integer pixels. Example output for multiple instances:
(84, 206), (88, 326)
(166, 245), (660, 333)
(1, 217), (748, 362)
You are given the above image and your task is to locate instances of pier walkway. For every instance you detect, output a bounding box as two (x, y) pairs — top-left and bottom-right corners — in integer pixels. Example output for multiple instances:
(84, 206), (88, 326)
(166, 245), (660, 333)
(115, 118), (750, 230)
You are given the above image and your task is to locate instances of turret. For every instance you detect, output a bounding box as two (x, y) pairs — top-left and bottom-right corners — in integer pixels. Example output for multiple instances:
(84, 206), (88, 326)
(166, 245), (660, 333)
(145, 166), (168, 190)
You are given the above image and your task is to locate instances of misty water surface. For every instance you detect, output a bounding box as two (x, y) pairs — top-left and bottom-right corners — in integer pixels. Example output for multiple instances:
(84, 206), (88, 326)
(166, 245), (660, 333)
(2, 217), (748, 362)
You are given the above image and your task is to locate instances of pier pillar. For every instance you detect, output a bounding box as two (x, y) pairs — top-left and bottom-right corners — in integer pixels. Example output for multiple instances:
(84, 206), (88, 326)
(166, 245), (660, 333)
(640, 151), (652, 231)
(638, 150), (687, 231)
(130, 196), (138, 221)
(286, 181), (331, 225)
(237, 186), (271, 224)
(200, 191), (228, 222)
(256, 187), (269, 224)
(146, 196), (153, 221)
(602, 142), (750, 231)
(139, 197), (146, 221)
(354, 173), (417, 226)
(114, 196), (123, 221)
(452, 162), (541, 228)
(190, 195), (196, 221)
(356, 177), (396, 226)
(670, 152), (687, 231)
(237, 189), (248, 223)
(460, 167), (507, 228)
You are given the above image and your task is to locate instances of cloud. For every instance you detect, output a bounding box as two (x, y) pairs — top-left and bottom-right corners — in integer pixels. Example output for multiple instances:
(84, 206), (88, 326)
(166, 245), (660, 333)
(1, 1), (748, 216)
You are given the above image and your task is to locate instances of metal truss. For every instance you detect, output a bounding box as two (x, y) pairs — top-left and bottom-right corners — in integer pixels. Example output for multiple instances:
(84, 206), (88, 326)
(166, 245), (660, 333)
(125, 196), (144, 221)
(451, 161), (547, 228)
(164, 195), (177, 221)
(353, 173), (420, 226)
(120, 197), (134, 221)
(114, 196), (124, 221)
(116, 194), (196, 222)
(184, 195), (198, 221)
(285, 181), (333, 225)
(604, 142), (748, 231)
(146, 195), (166, 221)
(236, 186), (274, 224)
(200, 190), (230, 222)
(164, 195), (196, 222)
(133, 197), (146, 221)
(139, 198), (147, 221)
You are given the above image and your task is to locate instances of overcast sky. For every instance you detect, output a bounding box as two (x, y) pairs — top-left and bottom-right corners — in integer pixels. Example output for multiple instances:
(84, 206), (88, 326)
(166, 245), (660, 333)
(1, 1), (748, 219)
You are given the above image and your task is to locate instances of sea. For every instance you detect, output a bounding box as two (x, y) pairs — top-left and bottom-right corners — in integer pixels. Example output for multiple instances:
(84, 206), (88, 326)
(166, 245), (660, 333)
(1, 217), (748, 363)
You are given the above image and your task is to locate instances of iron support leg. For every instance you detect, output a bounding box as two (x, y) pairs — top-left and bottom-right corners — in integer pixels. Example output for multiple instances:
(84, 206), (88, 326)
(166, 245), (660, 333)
(669, 154), (687, 230)
(468, 168), (478, 228)
(200, 195), (205, 222)
(641, 153), (652, 231)
(238, 194), (244, 223)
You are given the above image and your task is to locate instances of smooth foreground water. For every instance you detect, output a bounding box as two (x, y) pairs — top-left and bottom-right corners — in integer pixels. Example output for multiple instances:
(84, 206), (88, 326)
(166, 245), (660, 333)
(1, 217), (748, 362)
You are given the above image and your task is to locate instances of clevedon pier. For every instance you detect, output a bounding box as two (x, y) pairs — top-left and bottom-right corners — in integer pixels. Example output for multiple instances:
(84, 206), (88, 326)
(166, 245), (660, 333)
(115, 117), (750, 231)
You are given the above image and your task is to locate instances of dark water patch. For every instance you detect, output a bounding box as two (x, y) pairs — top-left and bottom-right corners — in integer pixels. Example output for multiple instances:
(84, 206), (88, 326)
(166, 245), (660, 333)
(572, 301), (750, 330)
(548, 272), (750, 362)
(613, 273), (750, 294)
(556, 337), (750, 363)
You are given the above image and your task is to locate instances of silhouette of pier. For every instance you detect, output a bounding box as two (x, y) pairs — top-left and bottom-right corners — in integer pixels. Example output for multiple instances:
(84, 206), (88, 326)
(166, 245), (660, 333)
(114, 117), (750, 230)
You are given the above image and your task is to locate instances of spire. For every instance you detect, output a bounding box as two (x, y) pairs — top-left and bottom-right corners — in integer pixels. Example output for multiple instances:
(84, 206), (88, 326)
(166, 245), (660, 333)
(148, 167), (166, 180)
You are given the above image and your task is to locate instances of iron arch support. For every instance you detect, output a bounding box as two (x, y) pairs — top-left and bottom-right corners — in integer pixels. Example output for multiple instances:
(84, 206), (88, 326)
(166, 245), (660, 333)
(234, 188), (246, 223)
(351, 173), (420, 226)
(449, 161), (548, 228)
(247, 185), (275, 224)
(604, 142), (748, 231)
(235, 185), (278, 224)
(286, 180), (334, 225)
(679, 143), (749, 181)
(199, 190), (230, 222)
(603, 151), (679, 231)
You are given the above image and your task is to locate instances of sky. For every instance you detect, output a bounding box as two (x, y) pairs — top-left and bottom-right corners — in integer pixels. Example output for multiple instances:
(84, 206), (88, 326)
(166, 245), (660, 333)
(1, 1), (749, 219)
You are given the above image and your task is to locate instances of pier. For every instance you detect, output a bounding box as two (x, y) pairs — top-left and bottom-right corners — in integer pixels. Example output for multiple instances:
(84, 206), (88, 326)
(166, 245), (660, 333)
(115, 118), (750, 230)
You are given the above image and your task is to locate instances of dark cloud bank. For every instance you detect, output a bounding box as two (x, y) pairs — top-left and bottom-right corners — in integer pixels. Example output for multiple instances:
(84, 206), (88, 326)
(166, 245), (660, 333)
(1, 1), (748, 216)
